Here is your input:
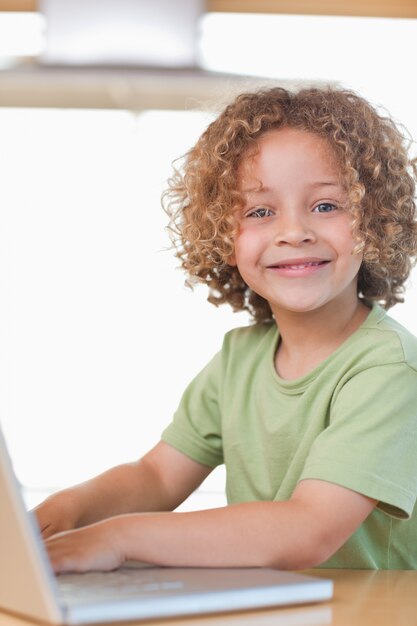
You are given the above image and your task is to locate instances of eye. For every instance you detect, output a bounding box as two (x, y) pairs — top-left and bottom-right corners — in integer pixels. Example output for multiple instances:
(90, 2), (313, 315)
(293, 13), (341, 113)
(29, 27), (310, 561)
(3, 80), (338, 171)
(313, 202), (338, 214)
(246, 207), (274, 218)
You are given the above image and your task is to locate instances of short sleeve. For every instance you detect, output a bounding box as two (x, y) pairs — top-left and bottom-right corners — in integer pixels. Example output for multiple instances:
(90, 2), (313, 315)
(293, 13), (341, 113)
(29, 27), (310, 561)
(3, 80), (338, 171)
(300, 363), (417, 519)
(161, 350), (224, 468)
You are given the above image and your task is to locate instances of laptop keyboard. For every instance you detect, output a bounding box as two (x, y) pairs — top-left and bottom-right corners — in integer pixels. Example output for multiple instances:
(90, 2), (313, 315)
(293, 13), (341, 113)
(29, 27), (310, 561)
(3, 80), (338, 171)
(57, 568), (185, 602)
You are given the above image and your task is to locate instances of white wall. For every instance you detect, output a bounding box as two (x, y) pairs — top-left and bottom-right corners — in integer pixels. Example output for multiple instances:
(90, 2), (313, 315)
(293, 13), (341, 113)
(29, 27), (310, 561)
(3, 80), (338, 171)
(0, 108), (235, 508)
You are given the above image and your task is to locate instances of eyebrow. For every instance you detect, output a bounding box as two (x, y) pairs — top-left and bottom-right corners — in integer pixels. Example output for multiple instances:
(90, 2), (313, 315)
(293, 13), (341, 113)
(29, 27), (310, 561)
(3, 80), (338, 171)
(309, 181), (341, 188)
(241, 181), (341, 194)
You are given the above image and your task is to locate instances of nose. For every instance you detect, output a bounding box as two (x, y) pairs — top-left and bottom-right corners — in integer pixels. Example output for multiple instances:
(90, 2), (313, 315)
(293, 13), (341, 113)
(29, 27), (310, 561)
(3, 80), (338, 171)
(273, 210), (316, 247)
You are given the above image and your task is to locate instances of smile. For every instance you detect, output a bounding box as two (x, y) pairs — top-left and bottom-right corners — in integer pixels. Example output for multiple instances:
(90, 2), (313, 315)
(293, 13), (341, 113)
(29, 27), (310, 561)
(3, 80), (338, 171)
(266, 259), (330, 276)
(276, 261), (327, 269)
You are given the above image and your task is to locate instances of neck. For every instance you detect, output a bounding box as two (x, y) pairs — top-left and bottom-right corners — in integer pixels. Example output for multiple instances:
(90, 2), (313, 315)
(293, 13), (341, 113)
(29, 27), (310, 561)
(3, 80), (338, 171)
(273, 297), (370, 380)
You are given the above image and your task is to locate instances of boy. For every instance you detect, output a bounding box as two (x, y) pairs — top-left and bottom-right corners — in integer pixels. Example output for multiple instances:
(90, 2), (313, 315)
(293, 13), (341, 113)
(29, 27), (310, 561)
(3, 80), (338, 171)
(36, 87), (417, 571)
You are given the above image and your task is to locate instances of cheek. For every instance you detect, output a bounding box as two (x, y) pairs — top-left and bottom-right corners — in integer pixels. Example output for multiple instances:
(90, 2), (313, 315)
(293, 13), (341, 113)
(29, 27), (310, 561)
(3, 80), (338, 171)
(327, 218), (357, 256)
(352, 253), (363, 275)
(232, 230), (257, 265)
(340, 242), (363, 279)
(324, 220), (362, 275)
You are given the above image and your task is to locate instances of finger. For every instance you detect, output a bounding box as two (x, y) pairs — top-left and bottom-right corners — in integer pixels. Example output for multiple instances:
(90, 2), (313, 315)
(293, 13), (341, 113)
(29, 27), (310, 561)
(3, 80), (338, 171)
(41, 525), (56, 539)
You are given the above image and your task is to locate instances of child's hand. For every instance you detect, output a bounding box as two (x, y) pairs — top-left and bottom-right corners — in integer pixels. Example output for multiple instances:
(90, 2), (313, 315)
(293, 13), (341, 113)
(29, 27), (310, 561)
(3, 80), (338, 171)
(44, 519), (125, 573)
(33, 489), (84, 539)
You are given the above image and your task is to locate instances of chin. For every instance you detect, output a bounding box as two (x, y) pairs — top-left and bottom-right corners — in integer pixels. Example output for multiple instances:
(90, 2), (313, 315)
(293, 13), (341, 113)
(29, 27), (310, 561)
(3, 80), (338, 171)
(276, 300), (328, 315)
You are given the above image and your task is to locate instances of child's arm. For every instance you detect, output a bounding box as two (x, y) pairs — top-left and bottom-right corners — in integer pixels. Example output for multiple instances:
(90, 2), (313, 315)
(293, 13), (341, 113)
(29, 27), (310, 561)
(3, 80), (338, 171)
(34, 442), (212, 538)
(44, 476), (377, 572)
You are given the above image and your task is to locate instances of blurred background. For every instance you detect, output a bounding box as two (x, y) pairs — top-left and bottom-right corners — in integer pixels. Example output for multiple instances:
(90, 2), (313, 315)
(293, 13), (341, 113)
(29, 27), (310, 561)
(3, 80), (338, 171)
(0, 0), (416, 510)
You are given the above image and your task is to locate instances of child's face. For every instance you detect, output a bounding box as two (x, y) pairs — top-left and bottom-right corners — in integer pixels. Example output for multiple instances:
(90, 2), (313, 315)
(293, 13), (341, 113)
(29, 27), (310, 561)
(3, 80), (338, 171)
(232, 127), (363, 319)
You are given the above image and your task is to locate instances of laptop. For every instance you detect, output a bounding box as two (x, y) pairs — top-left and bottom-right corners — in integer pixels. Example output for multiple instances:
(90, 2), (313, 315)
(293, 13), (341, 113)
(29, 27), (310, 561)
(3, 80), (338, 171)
(0, 427), (333, 624)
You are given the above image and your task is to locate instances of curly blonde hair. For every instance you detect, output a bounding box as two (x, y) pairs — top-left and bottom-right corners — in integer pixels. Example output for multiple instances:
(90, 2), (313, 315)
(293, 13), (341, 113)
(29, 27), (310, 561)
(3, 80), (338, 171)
(164, 86), (417, 323)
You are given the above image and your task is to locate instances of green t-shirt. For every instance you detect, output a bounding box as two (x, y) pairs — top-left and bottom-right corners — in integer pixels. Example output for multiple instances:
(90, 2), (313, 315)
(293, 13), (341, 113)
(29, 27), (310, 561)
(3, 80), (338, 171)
(162, 304), (417, 569)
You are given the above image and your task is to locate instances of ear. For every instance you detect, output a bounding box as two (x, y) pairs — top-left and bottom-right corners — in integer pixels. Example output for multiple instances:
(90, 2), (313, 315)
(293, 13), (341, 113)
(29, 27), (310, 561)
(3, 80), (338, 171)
(227, 252), (237, 267)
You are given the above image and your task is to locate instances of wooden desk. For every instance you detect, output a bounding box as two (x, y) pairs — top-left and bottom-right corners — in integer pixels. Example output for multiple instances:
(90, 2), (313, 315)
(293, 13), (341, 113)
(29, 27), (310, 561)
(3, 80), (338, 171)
(0, 570), (415, 626)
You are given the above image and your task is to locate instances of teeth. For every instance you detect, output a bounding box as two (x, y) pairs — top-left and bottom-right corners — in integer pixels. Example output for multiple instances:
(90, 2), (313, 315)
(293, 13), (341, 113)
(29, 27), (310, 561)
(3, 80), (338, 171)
(279, 262), (321, 269)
